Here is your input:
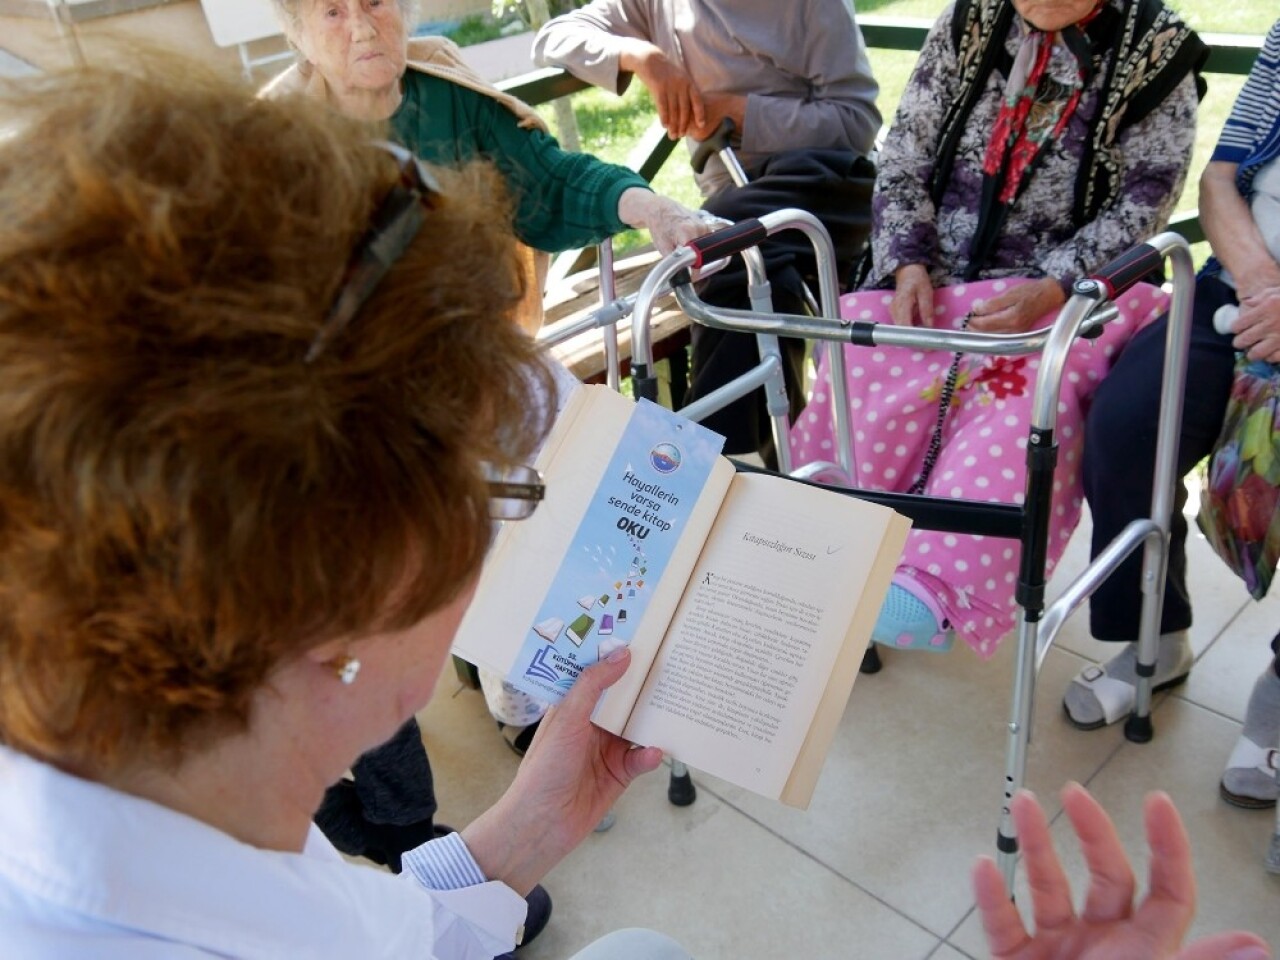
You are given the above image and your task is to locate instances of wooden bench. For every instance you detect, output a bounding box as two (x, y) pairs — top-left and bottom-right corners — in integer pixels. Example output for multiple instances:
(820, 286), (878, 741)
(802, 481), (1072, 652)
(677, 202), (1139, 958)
(542, 249), (693, 406)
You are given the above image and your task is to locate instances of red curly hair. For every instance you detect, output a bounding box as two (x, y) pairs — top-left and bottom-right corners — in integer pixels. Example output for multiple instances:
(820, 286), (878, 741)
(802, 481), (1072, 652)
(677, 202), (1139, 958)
(0, 56), (555, 777)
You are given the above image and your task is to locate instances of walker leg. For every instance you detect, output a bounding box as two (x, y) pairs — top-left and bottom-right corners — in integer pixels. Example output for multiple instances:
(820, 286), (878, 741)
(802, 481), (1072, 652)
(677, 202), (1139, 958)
(1125, 533), (1165, 744)
(997, 617), (1040, 890)
(668, 761), (696, 806)
(1124, 242), (1193, 741)
(1124, 709), (1154, 743)
(1269, 795), (1280, 875)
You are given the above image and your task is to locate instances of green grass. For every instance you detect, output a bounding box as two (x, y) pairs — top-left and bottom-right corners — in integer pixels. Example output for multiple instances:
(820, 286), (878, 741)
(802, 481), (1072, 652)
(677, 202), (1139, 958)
(443, 12), (526, 47)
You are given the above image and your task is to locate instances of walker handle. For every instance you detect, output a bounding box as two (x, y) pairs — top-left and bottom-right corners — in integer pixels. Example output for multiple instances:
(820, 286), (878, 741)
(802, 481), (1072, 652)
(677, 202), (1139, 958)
(1082, 243), (1163, 300)
(683, 218), (767, 269)
(690, 118), (736, 175)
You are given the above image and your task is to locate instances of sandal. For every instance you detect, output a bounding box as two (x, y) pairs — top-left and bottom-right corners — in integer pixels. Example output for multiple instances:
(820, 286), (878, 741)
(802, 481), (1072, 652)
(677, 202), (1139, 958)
(1062, 633), (1192, 731)
(1220, 735), (1279, 810)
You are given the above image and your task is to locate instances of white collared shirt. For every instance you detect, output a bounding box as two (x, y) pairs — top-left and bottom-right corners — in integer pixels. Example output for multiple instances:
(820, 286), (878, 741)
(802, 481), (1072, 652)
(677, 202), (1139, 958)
(0, 745), (525, 958)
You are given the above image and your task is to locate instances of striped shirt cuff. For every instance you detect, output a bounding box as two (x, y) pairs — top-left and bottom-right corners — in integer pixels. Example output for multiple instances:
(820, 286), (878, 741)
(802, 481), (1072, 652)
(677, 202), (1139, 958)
(1210, 141), (1250, 165)
(400, 831), (488, 891)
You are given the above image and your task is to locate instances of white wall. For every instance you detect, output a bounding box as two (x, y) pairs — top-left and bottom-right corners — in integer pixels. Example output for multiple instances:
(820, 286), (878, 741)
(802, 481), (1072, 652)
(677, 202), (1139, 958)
(419, 0), (491, 21)
(456, 31), (535, 82)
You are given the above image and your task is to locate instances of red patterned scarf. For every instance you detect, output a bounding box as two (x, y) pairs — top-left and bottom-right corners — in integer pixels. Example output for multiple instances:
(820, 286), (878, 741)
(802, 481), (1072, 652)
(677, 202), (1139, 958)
(982, 3), (1103, 205)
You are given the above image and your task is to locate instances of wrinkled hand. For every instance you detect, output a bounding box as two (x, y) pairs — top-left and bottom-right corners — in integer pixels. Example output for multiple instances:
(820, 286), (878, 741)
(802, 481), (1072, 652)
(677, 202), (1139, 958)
(1231, 285), (1280, 363)
(623, 41), (705, 139)
(890, 263), (935, 326)
(462, 649), (663, 895)
(968, 277), (1065, 333)
(974, 783), (1272, 960)
(687, 92), (748, 143)
(617, 188), (711, 255)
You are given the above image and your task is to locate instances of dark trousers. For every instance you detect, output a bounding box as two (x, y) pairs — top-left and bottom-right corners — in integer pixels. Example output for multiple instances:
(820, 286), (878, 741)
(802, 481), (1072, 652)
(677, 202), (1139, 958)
(314, 716), (438, 872)
(1084, 274), (1237, 642)
(686, 148), (875, 457)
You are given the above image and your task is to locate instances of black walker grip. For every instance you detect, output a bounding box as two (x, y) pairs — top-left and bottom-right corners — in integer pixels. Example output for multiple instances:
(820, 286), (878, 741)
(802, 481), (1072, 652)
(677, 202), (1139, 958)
(1083, 243), (1163, 300)
(684, 218), (768, 269)
(633, 365), (661, 404)
(689, 117), (736, 175)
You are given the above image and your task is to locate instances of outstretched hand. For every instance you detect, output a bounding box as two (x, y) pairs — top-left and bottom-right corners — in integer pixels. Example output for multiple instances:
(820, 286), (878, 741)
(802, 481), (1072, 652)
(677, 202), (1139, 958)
(974, 783), (1271, 960)
(462, 648), (663, 895)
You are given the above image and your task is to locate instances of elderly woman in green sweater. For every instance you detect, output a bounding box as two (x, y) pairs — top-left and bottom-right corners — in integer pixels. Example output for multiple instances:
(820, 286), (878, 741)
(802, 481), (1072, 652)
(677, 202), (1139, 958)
(261, 1), (708, 941)
(263, 0), (705, 323)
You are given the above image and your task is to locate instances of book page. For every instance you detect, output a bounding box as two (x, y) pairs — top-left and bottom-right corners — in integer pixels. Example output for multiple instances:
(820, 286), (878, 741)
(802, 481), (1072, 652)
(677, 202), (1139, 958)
(622, 472), (908, 806)
(778, 503), (908, 806)
(451, 385), (733, 732)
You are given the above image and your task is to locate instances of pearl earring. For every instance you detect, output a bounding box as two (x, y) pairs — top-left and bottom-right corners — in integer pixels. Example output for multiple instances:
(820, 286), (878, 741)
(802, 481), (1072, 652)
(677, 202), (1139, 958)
(334, 654), (361, 685)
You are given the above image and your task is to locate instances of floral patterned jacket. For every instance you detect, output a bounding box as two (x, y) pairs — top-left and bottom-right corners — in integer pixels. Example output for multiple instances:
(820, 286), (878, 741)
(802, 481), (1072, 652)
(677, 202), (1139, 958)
(868, 0), (1198, 292)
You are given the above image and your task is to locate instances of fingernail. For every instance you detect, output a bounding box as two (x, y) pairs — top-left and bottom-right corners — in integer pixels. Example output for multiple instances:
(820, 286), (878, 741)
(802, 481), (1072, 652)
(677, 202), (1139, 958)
(1225, 947), (1269, 960)
(603, 646), (629, 664)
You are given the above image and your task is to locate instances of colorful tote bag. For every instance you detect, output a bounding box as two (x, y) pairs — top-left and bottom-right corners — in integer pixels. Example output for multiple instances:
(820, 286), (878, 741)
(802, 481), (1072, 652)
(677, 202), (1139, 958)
(1198, 355), (1280, 600)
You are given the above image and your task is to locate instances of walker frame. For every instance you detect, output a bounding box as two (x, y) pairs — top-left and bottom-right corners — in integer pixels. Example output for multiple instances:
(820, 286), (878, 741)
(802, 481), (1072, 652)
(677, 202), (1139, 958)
(616, 213), (1196, 888)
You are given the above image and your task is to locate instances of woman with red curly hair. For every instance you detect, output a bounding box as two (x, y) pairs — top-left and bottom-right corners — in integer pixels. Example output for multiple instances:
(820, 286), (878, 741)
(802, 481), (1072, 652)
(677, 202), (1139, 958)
(0, 56), (682, 959)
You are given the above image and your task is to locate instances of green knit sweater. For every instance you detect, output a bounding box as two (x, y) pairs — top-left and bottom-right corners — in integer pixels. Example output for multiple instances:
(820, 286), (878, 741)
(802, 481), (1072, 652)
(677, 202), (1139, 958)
(391, 69), (647, 253)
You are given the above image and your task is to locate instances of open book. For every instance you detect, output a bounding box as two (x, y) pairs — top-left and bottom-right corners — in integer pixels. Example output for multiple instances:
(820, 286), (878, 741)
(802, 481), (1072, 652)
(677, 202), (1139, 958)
(453, 385), (910, 808)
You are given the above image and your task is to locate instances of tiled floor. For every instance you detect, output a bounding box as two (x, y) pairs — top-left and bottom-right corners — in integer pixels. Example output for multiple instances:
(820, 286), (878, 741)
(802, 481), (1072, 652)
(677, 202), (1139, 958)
(420, 500), (1280, 958)
(0, 46), (37, 77)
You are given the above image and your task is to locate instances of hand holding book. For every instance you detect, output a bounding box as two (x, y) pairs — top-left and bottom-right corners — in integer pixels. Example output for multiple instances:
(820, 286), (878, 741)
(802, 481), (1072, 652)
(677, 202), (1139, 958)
(454, 385), (910, 807)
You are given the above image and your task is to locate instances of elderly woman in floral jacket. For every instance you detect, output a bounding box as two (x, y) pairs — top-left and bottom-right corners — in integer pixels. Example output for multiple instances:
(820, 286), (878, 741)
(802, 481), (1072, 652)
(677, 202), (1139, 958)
(791, 0), (1205, 663)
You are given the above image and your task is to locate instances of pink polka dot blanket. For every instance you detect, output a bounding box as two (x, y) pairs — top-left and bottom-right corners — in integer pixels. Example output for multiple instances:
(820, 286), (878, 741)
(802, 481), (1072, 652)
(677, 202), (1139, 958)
(789, 278), (1168, 658)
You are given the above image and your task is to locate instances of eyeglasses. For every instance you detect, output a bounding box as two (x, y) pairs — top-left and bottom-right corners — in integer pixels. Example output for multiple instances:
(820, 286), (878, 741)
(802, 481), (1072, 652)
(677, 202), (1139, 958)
(486, 463), (545, 521)
(304, 140), (442, 364)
